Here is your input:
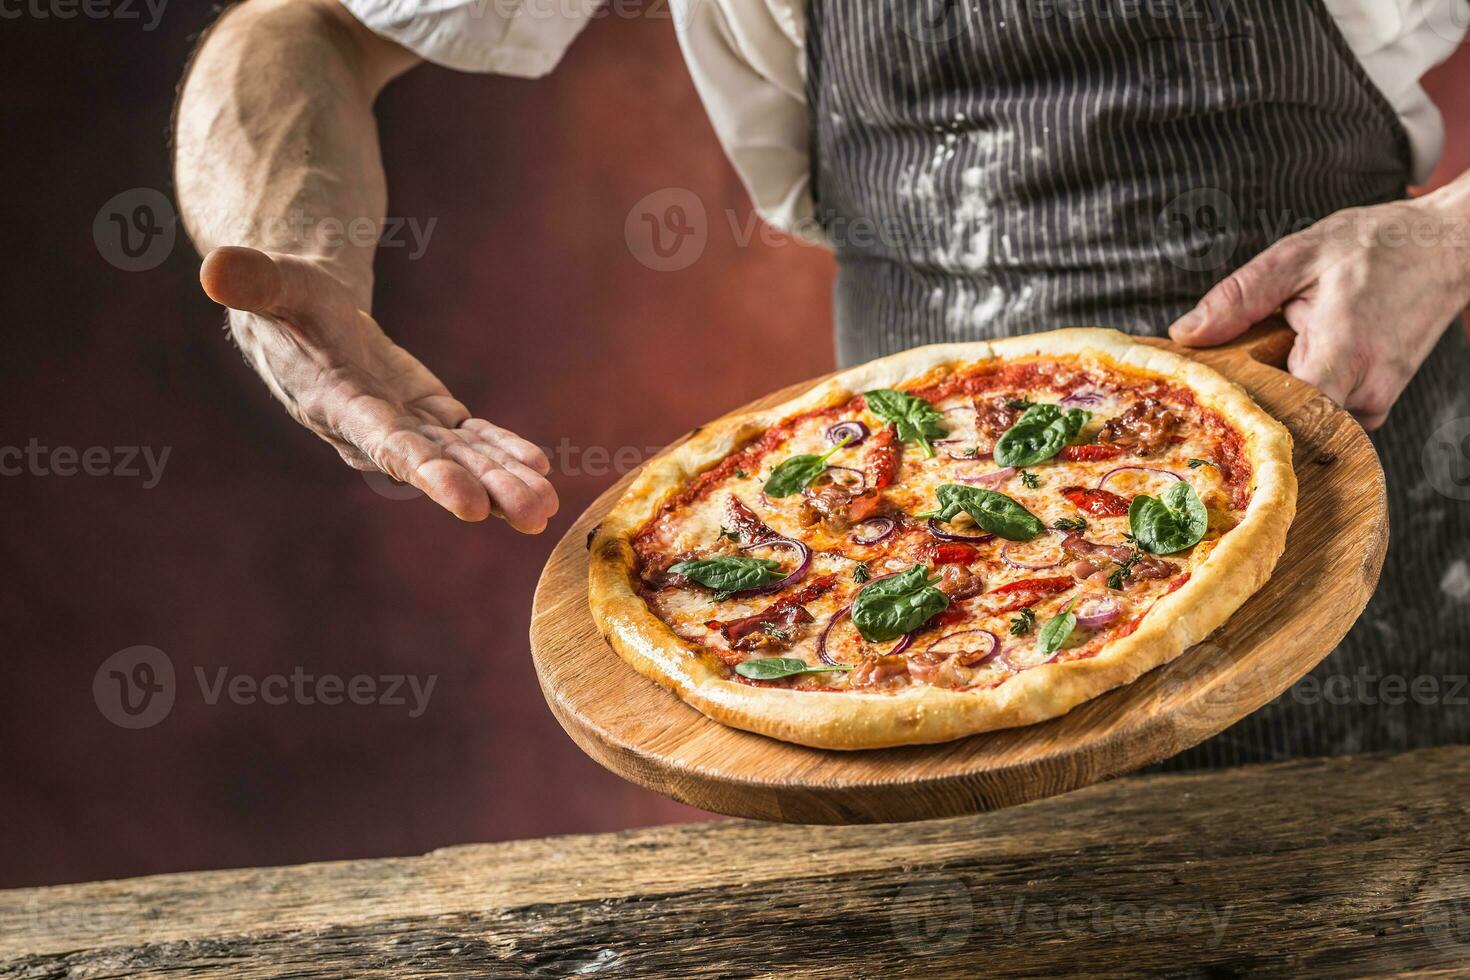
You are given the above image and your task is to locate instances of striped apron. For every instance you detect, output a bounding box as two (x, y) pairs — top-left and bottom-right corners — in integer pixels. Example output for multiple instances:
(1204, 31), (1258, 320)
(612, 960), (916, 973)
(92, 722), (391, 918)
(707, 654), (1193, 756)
(806, 0), (1470, 766)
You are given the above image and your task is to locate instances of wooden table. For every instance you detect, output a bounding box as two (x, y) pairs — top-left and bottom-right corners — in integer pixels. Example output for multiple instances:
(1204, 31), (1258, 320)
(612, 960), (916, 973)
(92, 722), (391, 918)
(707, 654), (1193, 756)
(5, 747), (1467, 977)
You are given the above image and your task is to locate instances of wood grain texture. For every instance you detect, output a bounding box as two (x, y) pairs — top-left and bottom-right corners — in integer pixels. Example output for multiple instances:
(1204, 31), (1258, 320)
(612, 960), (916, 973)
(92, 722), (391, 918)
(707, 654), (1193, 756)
(4, 748), (1467, 977)
(530, 324), (1389, 823)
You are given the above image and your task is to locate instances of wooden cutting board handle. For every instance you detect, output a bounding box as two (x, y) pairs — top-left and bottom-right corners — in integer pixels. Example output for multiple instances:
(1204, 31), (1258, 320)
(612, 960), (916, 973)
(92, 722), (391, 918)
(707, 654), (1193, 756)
(1217, 316), (1295, 370)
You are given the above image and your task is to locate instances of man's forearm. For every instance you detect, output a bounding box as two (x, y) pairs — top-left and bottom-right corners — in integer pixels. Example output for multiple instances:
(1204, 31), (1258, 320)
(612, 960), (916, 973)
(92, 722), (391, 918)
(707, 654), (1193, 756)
(173, 0), (416, 309)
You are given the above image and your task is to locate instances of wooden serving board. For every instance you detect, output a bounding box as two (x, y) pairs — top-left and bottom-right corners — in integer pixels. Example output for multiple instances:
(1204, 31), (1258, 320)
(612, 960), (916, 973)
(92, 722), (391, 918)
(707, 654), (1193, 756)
(529, 323), (1388, 824)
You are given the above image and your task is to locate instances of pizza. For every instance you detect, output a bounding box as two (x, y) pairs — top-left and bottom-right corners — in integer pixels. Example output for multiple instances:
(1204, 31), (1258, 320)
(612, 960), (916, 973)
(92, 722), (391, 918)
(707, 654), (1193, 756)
(587, 329), (1295, 749)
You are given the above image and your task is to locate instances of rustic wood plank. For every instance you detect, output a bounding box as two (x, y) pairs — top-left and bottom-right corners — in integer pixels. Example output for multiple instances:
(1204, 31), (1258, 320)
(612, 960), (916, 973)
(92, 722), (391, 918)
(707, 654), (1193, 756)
(5, 747), (1467, 977)
(529, 323), (1391, 822)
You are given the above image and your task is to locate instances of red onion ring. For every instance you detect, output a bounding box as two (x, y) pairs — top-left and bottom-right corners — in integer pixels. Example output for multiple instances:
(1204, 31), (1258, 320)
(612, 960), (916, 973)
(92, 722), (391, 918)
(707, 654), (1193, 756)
(958, 466), (1015, 487)
(735, 538), (811, 596)
(933, 406), (986, 460)
(1098, 466), (1183, 494)
(936, 443), (993, 461)
(816, 465), (867, 494)
(825, 420), (869, 447)
(927, 517), (995, 544)
(1000, 529), (1066, 570)
(1061, 389), (1106, 408)
(817, 604), (912, 666)
(851, 517), (896, 546)
(1075, 596), (1122, 629)
(925, 629), (1003, 668)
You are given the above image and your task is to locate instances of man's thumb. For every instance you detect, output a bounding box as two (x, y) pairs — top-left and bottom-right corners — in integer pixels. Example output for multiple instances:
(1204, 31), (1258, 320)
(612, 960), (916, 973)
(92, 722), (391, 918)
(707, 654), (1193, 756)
(200, 246), (316, 320)
(1170, 238), (1311, 347)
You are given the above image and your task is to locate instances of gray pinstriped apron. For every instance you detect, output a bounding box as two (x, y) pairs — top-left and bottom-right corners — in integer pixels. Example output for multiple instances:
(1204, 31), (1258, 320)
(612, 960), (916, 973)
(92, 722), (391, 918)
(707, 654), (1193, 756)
(806, 0), (1470, 766)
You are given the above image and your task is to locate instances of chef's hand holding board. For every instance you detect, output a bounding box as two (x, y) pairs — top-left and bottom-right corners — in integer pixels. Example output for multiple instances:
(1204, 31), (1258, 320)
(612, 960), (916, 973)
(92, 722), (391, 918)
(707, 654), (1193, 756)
(1171, 183), (1470, 431)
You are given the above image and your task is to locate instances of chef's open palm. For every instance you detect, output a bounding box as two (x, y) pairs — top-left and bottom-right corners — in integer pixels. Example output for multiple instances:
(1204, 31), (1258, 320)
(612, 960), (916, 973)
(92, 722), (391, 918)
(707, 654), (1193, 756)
(200, 246), (558, 530)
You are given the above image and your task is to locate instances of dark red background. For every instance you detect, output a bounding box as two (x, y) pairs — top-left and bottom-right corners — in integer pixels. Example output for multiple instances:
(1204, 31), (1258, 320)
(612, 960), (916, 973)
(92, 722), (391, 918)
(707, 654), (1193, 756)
(3, 5), (1467, 889)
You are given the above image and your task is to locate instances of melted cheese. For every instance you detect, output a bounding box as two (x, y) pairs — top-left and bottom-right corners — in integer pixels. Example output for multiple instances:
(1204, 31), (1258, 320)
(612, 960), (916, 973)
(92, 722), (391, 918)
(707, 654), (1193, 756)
(638, 361), (1245, 694)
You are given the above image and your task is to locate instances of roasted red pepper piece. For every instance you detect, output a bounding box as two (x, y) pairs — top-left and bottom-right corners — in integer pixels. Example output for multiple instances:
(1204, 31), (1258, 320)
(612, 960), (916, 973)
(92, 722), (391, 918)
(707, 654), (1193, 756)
(786, 574), (840, 606)
(920, 542), (980, 565)
(725, 495), (779, 543)
(987, 575), (1074, 613)
(991, 575), (1074, 596)
(704, 574), (839, 649)
(932, 604), (971, 628)
(865, 426), (899, 490)
(1058, 444), (1126, 462)
(1061, 485), (1132, 517)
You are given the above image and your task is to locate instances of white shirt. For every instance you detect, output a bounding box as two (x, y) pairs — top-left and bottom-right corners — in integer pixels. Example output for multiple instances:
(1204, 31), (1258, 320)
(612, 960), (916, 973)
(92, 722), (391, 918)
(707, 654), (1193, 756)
(343, 0), (1467, 239)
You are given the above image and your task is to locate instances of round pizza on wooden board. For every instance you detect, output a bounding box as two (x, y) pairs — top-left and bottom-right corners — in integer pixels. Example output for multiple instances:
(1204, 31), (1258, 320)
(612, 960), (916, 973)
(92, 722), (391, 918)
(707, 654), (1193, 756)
(588, 329), (1296, 750)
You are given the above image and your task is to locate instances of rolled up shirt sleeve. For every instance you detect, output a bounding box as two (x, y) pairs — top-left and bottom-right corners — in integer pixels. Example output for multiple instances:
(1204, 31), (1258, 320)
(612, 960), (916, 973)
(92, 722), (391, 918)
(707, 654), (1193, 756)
(672, 0), (823, 244)
(338, 0), (597, 78)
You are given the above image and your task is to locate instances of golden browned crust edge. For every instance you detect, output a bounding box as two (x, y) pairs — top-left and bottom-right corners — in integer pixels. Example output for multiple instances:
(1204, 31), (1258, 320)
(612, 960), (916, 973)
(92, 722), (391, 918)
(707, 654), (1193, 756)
(587, 329), (1297, 750)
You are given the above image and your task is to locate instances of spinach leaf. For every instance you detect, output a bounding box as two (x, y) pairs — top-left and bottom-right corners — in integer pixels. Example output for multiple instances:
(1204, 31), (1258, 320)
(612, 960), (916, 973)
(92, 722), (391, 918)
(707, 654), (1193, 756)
(1038, 596), (1080, 658)
(1128, 480), (1208, 555)
(994, 404), (1091, 467)
(926, 484), (1045, 541)
(734, 658), (855, 680)
(850, 565), (949, 642)
(762, 435), (854, 498)
(668, 556), (784, 600)
(864, 389), (948, 459)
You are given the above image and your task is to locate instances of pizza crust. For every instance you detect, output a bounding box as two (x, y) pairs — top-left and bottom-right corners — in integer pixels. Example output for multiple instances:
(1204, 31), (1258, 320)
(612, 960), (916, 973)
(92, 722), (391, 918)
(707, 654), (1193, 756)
(588, 329), (1297, 749)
